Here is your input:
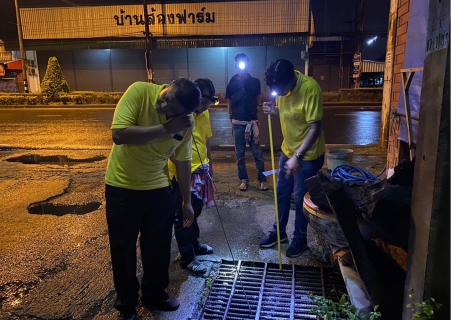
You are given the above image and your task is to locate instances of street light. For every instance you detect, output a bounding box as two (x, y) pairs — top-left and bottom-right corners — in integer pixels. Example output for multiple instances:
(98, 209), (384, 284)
(366, 36), (378, 45)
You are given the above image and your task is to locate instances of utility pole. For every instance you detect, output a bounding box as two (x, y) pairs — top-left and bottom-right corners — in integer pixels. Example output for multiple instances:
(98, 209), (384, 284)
(379, 0), (398, 148)
(14, 0), (28, 93)
(143, 0), (153, 83)
(354, 0), (365, 88)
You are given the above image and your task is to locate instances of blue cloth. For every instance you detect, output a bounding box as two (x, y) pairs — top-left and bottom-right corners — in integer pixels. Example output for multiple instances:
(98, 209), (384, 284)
(271, 153), (324, 240)
(233, 123), (266, 183)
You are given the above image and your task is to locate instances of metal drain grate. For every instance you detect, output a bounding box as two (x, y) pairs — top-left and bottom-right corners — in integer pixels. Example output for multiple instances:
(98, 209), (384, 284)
(200, 260), (347, 320)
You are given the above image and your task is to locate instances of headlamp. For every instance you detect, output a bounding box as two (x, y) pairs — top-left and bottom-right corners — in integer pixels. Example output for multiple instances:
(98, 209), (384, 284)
(271, 91), (278, 97)
(238, 61), (246, 70)
(202, 94), (219, 105)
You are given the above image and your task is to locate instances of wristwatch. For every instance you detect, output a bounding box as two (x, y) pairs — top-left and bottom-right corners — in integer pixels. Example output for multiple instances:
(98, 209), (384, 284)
(294, 152), (304, 161)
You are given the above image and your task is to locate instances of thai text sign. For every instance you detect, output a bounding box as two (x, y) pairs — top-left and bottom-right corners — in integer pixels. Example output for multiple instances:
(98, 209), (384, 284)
(20, 0), (309, 40)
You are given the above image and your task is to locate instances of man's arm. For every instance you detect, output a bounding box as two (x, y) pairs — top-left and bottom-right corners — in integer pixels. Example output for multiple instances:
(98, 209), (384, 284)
(227, 99), (233, 120)
(112, 125), (168, 145)
(294, 121), (322, 157)
(175, 160), (194, 227)
(112, 114), (192, 145)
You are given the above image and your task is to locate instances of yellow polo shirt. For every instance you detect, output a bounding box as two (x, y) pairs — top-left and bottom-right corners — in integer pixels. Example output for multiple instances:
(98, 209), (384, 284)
(105, 82), (192, 190)
(169, 110), (212, 178)
(276, 70), (325, 160)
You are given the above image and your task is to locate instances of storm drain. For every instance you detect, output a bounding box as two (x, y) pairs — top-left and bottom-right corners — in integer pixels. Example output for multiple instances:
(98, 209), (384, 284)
(200, 260), (346, 320)
(5, 155), (106, 166)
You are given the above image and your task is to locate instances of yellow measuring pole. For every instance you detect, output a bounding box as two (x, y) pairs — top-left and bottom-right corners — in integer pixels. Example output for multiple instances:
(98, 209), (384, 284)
(267, 114), (283, 269)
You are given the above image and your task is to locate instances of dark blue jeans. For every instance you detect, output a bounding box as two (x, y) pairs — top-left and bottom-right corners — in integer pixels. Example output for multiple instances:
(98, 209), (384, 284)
(271, 153), (325, 240)
(233, 123), (266, 183)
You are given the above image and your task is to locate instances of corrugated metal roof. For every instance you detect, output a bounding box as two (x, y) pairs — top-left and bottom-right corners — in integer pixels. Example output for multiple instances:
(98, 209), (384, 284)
(361, 60), (385, 73)
(4, 34), (309, 50)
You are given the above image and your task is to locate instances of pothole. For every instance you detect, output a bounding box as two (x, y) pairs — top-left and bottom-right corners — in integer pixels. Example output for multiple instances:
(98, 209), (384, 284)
(5, 155), (106, 166)
(28, 202), (102, 216)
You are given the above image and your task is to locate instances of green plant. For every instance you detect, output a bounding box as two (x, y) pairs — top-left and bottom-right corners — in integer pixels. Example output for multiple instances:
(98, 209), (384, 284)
(309, 294), (381, 320)
(407, 293), (442, 319)
(40, 57), (70, 99)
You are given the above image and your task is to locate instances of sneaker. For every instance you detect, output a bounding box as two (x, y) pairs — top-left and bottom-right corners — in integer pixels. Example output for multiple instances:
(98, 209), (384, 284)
(286, 238), (307, 258)
(119, 311), (139, 320)
(195, 244), (214, 255)
(259, 231), (288, 248)
(181, 259), (207, 275)
(142, 293), (180, 312)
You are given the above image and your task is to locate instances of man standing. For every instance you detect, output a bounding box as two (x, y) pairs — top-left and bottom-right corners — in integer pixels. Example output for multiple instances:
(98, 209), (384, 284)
(169, 78), (217, 275)
(226, 53), (268, 191)
(105, 78), (201, 320)
(260, 59), (325, 258)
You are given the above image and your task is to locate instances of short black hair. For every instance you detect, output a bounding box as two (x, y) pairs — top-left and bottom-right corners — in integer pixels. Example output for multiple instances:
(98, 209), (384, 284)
(171, 77), (202, 113)
(264, 59), (295, 90)
(235, 53), (249, 62)
(195, 78), (216, 96)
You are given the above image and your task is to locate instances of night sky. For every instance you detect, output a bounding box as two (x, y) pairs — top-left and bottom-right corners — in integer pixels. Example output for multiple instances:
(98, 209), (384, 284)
(1, 0), (389, 60)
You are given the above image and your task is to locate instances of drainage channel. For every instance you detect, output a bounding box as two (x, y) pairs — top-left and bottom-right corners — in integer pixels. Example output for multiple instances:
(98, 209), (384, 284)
(200, 260), (346, 320)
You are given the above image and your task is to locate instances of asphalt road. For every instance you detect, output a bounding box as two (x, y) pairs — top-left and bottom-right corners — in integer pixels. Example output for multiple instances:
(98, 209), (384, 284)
(0, 106), (381, 150)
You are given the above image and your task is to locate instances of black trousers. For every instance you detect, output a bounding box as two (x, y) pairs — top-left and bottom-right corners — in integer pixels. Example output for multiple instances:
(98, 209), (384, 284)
(105, 184), (175, 312)
(172, 179), (205, 264)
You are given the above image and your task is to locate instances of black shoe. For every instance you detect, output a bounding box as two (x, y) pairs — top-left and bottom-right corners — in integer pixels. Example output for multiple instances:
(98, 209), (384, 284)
(142, 293), (180, 312)
(195, 243), (214, 255)
(119, 311), (139, 320)
(286, 238), (307, 258)
(259, 231), (288, 248)
(181, 259), (207, 275)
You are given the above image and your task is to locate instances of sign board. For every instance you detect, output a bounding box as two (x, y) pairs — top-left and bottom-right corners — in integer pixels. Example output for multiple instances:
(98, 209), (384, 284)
(352, 52), (361, 78)
(20, 1), (309, 40)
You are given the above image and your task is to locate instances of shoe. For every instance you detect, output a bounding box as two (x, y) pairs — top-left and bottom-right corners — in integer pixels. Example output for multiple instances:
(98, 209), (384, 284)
(181, 259), (207, 275)
(142, 293), (180, 312)
(195, 243), (214, 255)
(259, 231), (288, 248)
(239, 182), (248, 191)
(119, 311), (139, 320)
(286, 238), (307, 258)
(260, 182), (269, 191)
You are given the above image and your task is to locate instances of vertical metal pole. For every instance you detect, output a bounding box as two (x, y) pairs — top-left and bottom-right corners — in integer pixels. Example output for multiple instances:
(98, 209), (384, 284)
(14, 0), (28, 93)
(143, 0), (153, 83)
(379, 0), (399, 148)
(354, 0), (365, 88)
(339, 21), (344, 89)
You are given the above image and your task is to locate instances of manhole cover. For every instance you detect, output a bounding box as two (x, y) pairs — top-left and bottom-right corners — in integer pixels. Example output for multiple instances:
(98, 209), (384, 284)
(5, 155), (106, 166)
(200, 260), (346, 320)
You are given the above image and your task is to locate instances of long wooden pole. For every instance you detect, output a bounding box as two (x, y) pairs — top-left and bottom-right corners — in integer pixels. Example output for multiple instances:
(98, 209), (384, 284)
(268, 114), (283, 269)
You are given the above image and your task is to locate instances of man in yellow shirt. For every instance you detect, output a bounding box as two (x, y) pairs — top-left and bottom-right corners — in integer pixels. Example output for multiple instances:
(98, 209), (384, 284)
(105, 78), (201, 319)
(169, 78), (217, 275)
(260, 59), (325, 258)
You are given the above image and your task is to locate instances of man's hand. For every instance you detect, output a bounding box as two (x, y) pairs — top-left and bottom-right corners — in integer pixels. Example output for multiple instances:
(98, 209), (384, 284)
(263, 101), (278, 115)
(284, 156), (303, 178)
(182, 201), (194, 227)
(163, 115), (193, 134)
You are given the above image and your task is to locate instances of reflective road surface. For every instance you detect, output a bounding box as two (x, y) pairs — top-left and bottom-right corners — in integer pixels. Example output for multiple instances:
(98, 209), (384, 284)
(0, 106), (381, 149)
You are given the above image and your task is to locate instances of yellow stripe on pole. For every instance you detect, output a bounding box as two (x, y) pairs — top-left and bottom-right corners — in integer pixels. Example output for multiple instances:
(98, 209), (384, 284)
(268, 113), (283, 270)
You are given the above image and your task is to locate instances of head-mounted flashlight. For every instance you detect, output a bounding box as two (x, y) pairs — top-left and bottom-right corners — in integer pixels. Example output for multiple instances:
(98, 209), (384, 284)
(202, 94), (219, 105)
(238, 61), (246, 70)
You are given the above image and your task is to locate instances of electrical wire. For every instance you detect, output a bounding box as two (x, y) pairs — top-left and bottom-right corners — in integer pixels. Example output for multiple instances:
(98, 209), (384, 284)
(330, 164), (386, 183)
(189, 127), (253, 313)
